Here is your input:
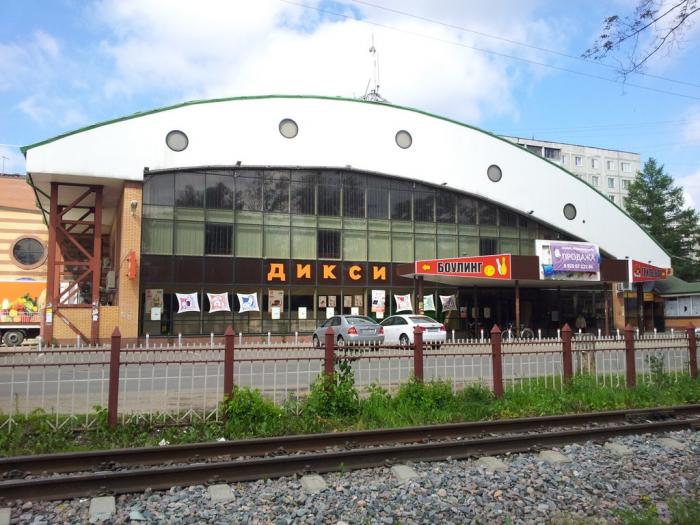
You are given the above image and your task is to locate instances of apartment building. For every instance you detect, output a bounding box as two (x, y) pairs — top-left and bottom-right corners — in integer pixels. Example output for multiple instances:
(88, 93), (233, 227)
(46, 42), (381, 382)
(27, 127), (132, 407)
(502, 137), (640, 210)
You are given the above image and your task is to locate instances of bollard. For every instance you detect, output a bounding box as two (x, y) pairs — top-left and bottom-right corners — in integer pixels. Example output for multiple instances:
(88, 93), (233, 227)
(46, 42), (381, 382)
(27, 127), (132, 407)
(491, 325), (503, 398)
(239, 332), (243, 346)
(624, 324), (636, 388)
(145, 333), (150, 349)
(598, 328), (601, 338)
(480, 329), (484, 342)
(557, 329), (561, 340)
(413, 326), (424, 382)
(210, 332), (214, 346)
(268, 331), (271, 345)
(561, 324), (573, 384)
(687, 324), (698, 380)
(295, 331), (298, 344)
(223, 326), (235, 400)
(37, 335), (42, 352)
(107, 327), (121, 429)
(451, 329), (455, 342)
(77, 335), (81, 349)
(178, 333), (182, 348)
(616, 328), (620, 339)
(324, 326), (335, 377)
(537, 329), (541, 340)
(653, 328), (657, 335)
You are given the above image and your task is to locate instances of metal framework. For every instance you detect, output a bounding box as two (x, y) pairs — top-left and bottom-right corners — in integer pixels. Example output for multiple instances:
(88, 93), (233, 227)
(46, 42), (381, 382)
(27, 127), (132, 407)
(45, 182), (103, 343)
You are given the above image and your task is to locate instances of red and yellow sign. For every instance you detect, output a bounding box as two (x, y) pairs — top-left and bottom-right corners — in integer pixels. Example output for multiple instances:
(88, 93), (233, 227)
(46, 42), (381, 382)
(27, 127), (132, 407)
(415, 255), (512, 280)
(629, 260), (671, 283)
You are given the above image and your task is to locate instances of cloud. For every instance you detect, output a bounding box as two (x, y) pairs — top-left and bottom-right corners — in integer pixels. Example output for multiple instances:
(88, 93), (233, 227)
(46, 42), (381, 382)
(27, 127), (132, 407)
(93, 0), (568, 124)
(0, 146), (26, 175)
(679, 168), (700, 211)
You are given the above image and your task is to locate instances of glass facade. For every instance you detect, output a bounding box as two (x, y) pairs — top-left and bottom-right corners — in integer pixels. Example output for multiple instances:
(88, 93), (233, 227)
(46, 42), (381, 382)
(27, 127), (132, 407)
(140, 167), (571, 336)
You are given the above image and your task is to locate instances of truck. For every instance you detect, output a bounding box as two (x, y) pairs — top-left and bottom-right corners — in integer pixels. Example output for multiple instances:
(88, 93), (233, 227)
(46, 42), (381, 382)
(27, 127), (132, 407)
(0, 280), (44, 347)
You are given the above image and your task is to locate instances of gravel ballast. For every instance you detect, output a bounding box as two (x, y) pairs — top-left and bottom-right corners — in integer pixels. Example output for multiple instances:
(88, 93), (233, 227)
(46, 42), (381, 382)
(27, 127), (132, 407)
(5, 429), (699, 524)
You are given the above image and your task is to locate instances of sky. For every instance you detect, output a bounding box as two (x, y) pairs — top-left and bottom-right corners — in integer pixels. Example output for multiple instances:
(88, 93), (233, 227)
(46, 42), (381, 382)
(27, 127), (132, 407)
(1, 0), (699, 207)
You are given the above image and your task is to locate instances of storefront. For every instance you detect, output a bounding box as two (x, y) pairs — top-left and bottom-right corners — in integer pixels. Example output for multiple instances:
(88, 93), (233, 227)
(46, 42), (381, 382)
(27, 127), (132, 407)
(22, 95), (671, 341)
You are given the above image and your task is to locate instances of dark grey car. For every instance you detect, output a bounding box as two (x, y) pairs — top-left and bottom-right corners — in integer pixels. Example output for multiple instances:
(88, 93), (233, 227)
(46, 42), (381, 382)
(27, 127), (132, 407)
(312, 315), (384, 347)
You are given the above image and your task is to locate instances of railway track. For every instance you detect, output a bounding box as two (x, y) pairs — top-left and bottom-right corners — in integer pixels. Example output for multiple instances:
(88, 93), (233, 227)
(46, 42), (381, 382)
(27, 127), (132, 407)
(1, 404), (699, 502)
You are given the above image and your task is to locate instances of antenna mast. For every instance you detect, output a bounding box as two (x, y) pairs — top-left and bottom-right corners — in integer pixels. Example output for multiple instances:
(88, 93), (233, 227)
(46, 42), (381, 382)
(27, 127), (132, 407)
(361, 34), (388, 103)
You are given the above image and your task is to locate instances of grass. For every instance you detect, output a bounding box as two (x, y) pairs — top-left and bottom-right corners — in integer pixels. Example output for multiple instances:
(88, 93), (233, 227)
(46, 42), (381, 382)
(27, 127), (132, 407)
(2, 372), (700, 456)
(617, 496), (700, 525)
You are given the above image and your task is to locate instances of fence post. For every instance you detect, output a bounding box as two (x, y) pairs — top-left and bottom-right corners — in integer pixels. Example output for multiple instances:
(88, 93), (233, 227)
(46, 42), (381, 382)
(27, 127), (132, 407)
(491, 324), (504, 398)
(107, 327), (121, 429)
(561, 323), (573, 384)
(324, 326), (335, 377)
(687, 324), (698, 380)
(624, 324), (636, 388)
(413, 326), (424, 382)
(224, 326), (235, 400)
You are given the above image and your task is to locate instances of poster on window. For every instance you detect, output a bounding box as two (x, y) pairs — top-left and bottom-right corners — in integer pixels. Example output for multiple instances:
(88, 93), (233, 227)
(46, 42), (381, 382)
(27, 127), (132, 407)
(440, 294), (457, 311)
(176, 292), (200, 314)
(423, 294), (436, 311)
(298, 306), (307, 320)
(371, 290), (385, 313)
(328, 296), (337, 308)
(326, 307), (334, 319)
(268, 290), (284, 313)
(207, 292), (230, 313)
(145, 289), (163, 312)
(271, 306), (281, 320)
(237, 292), (259, 313)
(483, 306), (491, 319)
(318, 296), (327, 308)
(354, 294), (363, 307)
(343, 295), (352, 308)
(351, 307), (359, 315)
(394, 294), (413, 312)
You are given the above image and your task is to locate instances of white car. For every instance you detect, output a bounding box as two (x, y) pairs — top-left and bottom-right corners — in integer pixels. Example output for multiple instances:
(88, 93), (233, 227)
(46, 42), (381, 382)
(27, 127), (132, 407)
(380, 314), (446, 346)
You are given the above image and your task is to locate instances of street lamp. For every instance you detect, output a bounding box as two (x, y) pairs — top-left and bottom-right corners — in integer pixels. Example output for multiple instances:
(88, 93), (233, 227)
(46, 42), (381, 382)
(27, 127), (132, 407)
(1, 156), (8, 176)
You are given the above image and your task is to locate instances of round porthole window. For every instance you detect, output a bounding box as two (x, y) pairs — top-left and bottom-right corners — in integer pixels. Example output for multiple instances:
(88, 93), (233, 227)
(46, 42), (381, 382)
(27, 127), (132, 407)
(563, 203), (577, 220)
(165, 130), (188, 152)
(487, 164), (502, 182)
(279, 118), (298, 139)
(10, 236), (46, 270)
(395, 130), (412, 149)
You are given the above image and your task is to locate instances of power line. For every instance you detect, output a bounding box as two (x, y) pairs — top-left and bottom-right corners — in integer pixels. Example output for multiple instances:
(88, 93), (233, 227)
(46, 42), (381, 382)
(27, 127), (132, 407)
(350, 0), (700, 90)
(280, 0), (700, 101)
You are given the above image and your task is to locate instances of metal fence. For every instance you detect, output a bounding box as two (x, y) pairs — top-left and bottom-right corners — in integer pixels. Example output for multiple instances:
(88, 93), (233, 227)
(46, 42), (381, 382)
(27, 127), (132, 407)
(0, 324), (697, 429)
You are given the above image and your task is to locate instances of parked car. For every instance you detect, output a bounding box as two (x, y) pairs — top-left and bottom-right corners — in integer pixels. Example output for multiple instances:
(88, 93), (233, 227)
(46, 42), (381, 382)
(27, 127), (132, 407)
(380, 314), (446, 346)
(312, 315), (384, 347)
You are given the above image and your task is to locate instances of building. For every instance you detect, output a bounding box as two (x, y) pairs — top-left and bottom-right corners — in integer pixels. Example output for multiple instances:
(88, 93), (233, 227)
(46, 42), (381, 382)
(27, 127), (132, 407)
(22, 95), (670, 342)
(655, 277), (700, 331)
(0, 174), (47, 343)
(502, 136), (640, 209)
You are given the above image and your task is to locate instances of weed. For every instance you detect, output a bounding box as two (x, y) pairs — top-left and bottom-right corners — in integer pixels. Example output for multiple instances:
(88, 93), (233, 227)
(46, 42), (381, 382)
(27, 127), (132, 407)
(305, 360), (359, 420)
(221, 387), (284, 437)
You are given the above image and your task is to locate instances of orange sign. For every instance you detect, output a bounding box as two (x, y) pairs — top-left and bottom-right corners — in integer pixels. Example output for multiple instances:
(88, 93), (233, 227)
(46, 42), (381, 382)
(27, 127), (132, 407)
(415, 255), (512, 280)
(630, 260), (670, 283)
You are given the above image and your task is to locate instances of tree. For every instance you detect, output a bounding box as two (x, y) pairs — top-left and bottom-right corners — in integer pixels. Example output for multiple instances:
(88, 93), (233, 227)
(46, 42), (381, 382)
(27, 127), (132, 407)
(583, 0), (699, 75)
(626, 158), (700, 281)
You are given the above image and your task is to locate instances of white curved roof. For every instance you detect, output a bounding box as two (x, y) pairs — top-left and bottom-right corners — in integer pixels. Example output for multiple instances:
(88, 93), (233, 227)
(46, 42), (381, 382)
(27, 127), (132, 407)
(24, 95), (669, 267)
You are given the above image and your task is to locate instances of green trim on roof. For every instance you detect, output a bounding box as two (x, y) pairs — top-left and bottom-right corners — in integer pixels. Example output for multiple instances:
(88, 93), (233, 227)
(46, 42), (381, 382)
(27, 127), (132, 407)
(654, 275), (700, 295)
(20, 94), (669, 257)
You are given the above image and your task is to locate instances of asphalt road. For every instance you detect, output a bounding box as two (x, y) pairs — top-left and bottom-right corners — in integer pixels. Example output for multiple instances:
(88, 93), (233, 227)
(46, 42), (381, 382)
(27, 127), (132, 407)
(0, 341), (691, 416)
